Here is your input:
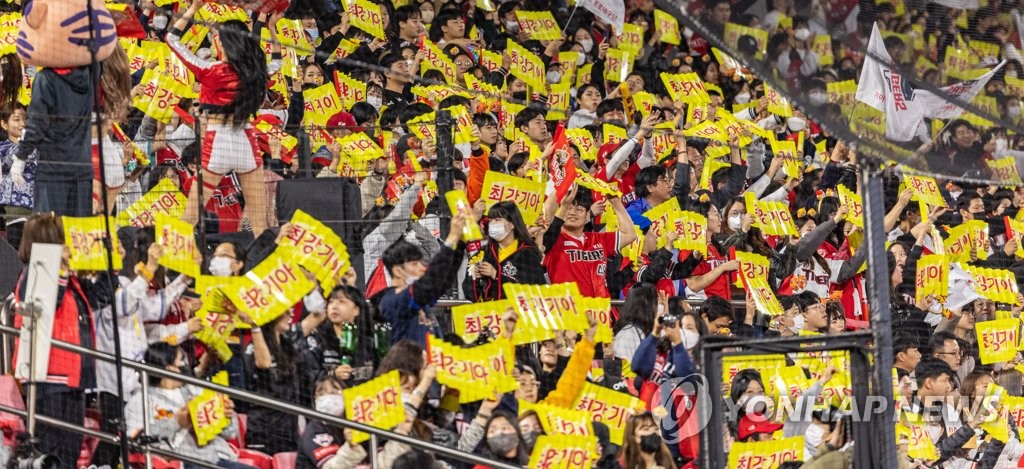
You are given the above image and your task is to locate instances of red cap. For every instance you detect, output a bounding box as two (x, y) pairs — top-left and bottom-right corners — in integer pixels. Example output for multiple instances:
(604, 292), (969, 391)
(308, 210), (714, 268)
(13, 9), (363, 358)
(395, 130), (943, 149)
(326, 111), (357, 129)
(312, 155), (332, 168)
(596, 142), (618, 168)
(737, 413), (783, 441)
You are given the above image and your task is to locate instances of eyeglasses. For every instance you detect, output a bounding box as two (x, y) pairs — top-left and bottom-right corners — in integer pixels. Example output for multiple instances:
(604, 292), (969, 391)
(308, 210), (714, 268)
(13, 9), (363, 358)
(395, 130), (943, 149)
(456, 61), (473, 67)
(565, 204), (588, 214)
(936, 350), (963, 357)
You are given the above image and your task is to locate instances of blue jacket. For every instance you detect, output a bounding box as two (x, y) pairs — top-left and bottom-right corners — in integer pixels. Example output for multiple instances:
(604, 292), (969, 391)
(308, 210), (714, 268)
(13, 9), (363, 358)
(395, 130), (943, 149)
(630, 334), (696, 383)
(379, 242), (465, 347)
(625, 197), (655, 230)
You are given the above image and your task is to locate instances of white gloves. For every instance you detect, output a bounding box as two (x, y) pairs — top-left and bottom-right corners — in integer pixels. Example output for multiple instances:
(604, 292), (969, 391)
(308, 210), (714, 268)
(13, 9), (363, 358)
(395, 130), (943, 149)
(9, 158), (25, 187)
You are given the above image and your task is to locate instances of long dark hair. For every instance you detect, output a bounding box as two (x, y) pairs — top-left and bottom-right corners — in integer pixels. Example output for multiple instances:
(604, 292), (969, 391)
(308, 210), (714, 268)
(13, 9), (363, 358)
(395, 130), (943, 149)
(487, 201), (535, 248)
(614, 283), (657, 335)
(216, 20), (267, 126)
(260, 314), (297, 381)
(0, 54), (21, 111)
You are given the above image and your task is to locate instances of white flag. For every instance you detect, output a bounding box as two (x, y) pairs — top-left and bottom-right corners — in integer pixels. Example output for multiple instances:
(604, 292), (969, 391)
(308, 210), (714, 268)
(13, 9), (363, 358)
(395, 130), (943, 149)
(929, 0), (980, 9)
(883, 68), (924, 141)
(854, 24), (892, 112)
(912, 61), (1006, 119)
(578, 0), (625, 33)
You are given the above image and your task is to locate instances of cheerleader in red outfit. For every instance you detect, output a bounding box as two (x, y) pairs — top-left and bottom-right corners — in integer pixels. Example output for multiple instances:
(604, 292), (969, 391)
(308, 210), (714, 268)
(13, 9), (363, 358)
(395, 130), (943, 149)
(167, 1), (281, 235)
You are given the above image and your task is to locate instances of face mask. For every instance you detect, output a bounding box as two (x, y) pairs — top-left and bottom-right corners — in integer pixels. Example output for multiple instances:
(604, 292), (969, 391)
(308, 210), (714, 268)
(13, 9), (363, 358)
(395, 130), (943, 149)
(794, 27), (811, 42)
(505, 20), (520, 34)
(368, 96), (383, 110)
(805, 424), (826, 449)
(577, 54), (586, 66)
(787, 116), (807, 132)
(996, 138), (1009, 153)
(734, 92), (751, 104)
(523, 430), (542, 450)
(970, 211), (986, 220)
(488, 221), (509, 241)
(682, 329), (700, 349)
(209, 257), (234, 277)
(1011, 106), (1022, 118)
(639, 433), (662, 453)
(488, 432), (519, 454)
(791, 314), (805, 333)
(306, 28), (320, 41)
(808, 91), (827, 106)
(315, 394), (345, 417)
(579, 38), (594, 53)
(728, 214), (743, 231)
(422, 11), (435, 23)
(151, 15), (168, 31)
(546, 70), (561, 84)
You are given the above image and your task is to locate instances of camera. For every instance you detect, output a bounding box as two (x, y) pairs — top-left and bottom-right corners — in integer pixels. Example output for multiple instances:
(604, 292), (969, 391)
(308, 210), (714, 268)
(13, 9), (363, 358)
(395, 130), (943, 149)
(660, 314), (680, 327)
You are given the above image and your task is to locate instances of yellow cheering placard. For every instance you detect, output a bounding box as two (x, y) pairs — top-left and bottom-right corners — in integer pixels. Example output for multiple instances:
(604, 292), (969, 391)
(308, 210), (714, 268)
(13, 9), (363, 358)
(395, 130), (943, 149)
(506, 39), (546, 90)
(63, 216), (123, 271)
(420, 38), (458, 84)
(944, 220), (988, 263)
(976, 318), (1021, 364)
(528, 435), (600, 469)
(604, 48), (633, 83)
(566, 128), (598, 162)
(745, 192), (798, 236)
(197, 3), (248, 22)
(903, 175), (947, 207)
(771, 138), (800, 180)
(988, 157), (1022, 184)
(303, 83), (343, 127)
(133, 69), (188, 123)
(723, 23), (767, 58)
(344, 370), (404, 443)
(575, 171), (623, 197)
(480, 171), (546, 225)
(427, 334), (517, 403)
(326, 38), (360, 64)
(898, 413), (940, 461)
(653, 10), (680, 44)
(671, 210), (708, 255)
(268, 18), (313, 54)
(915, 254), (948, 304)
(764, 83), (792, 117)
(965, 265), (1020, 306)
(446, 190), (484, 242)
(116, 178), (187, 228)
(515, 11), (561, 40)
(736, 251), (785, 316)
(188, 388), (230, 447)
(504, 283), (585, 331)
(618, 23), (644, 55)
(408, 112), (437, 143)
(527, 401), (594, 436)
(451, 299), (554, 345)
(573, 382), (643, 445)
(837, 185), (864, 229)
(728, 436), (803, 468)
(338, 132), (385, 163)
(603, 123), (628, 147)
(1006, 217), (1024, 258)
(577, 297), (614, 343)
(278, 210), (351, 294)
(346, 0), (387, 39)
(641, 198), (681, 249)
(194, 285), (236, 361)
(334, 71), (367, 111)
(227, 251), (315, 326)
(155, 214), (200, 278)
(0, 13), (19, 57)
(661, 72), (711, 105)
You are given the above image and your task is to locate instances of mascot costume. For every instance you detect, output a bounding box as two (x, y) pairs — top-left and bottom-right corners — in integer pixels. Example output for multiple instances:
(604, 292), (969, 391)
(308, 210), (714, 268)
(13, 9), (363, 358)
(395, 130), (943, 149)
(12, 0), (116, 216)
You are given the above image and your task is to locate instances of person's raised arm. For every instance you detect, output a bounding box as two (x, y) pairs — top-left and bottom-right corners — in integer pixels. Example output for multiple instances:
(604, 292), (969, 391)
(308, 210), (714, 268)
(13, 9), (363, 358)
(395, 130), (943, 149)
(410, 211), (468, 307)
(685, 258), (739, 292)
(794, 205), (846, 261)
(166, 1), (213, 76)
(609, 196), (637, 250)
(884, 188), (913, 233)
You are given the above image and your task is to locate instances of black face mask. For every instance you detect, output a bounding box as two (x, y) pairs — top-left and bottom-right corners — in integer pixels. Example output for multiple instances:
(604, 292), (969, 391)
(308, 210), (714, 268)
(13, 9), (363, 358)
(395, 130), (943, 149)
(639, 433), (662, 453)
(970, 211), (987, 220)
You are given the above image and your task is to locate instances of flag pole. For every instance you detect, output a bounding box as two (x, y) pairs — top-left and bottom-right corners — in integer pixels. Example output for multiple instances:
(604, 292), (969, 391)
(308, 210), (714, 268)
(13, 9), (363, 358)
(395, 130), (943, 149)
(562, 3), (581, 37)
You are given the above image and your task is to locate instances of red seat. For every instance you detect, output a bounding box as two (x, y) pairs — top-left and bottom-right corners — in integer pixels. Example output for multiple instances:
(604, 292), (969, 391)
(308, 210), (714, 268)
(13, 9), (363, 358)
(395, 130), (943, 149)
(227, 413), (248, 449)
(237, 448), (274, 469)
(127, 453), (183, 469)
(273, 451), (297, 469)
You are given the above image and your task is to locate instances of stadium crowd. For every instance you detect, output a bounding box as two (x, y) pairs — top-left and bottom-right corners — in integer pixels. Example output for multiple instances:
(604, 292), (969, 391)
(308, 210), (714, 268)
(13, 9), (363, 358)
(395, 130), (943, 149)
(6, 0), (1024, 467)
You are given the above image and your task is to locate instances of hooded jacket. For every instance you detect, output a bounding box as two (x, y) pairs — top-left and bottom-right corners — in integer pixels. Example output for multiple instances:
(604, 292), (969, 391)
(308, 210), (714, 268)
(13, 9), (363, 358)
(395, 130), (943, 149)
(17, 67), (94, 180)
(462, 239), (546, 302)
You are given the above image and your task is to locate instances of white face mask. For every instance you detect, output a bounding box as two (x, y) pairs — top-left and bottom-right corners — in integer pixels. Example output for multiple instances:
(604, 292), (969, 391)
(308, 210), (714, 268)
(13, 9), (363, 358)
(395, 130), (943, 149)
(315, 394), (345, 417)
(488, 221), (509, 241)
(682, 329), (700, 349)
(808, 91), (827, 106)
(996, 138), (1009, 153)
(505, 20), (520, 33)
(368, 96), (383, 110)
(422, 11), (435, 23)
(791, 314), (805, 333)
(151, 15), (168, 31)
(209, 257), (234, 277)
(805, 423), (826, 449)
(579, 38), (594, 53)
(1011, 105), (1022, 118)
(577, 54), (586, 66)
(787, 116), (807, 132)
(734, 92), (751, 104)
(728, 214), (743, 231)
(547, 70), (562, 84)
(306, 28), (320, 41)
(794, 28), (811, 42)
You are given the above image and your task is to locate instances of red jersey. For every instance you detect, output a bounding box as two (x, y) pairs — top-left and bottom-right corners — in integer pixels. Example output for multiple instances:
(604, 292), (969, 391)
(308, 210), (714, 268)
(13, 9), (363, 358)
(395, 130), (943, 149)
(686, 244), (731, 300)
(544, 230), (620, 298)
(596, 163), (640, 205)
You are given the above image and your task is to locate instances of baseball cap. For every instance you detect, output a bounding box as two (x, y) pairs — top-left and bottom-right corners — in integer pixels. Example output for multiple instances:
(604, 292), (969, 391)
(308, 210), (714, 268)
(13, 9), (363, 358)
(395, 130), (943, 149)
(737, 413), (783, 441)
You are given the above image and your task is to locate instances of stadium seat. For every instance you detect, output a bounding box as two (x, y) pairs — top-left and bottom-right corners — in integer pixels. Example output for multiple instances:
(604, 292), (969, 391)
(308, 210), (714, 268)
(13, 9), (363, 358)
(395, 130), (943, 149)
(237, 448), (274, 469)
(227, 413), (248, 449)
(273, 451), (297, 469)
(128, 453), (184, 469)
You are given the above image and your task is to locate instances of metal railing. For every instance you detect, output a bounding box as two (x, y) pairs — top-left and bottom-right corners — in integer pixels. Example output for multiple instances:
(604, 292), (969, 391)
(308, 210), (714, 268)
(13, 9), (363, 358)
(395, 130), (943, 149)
(0, 322), (522, 469)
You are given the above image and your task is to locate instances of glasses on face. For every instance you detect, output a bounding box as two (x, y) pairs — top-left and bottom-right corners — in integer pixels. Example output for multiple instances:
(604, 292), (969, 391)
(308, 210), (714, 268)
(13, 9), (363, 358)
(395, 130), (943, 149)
(565, 204), (588, 214)
(937, 350), (962, 357)
(456, 60), (473, 67)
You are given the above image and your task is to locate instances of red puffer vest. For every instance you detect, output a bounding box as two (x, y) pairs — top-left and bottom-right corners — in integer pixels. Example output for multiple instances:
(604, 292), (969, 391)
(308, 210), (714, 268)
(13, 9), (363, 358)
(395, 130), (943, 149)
(11, 273), (94, 388)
